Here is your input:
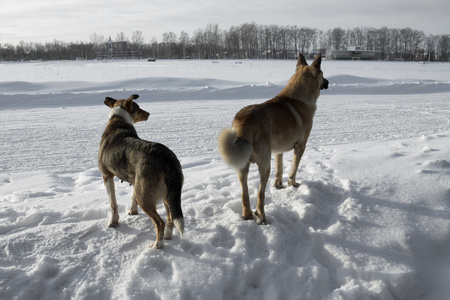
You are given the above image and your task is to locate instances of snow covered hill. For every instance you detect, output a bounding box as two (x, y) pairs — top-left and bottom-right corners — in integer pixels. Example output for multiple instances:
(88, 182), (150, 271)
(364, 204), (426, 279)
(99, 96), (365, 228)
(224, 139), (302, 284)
(0, 59), (449, 300)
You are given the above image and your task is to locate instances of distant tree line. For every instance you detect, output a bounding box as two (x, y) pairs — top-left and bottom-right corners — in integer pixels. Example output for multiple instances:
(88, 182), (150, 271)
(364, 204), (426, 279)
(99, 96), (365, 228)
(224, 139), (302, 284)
(1, 23), (449, 61)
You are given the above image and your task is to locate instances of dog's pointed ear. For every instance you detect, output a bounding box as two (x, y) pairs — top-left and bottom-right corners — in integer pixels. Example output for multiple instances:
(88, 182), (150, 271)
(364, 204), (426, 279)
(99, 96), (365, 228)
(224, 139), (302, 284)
(311, 53), (322, 70)
(296, 54), (308, 69)
(124, 94), (139, 112)
(104, 97), (116, 108)
(127, 94), (139, 101)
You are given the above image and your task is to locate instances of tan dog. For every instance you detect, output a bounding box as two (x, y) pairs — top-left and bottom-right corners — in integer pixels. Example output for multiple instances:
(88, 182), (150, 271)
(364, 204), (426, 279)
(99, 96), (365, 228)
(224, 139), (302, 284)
(218, 54), (328, 224)
(98, 94), (184, 248)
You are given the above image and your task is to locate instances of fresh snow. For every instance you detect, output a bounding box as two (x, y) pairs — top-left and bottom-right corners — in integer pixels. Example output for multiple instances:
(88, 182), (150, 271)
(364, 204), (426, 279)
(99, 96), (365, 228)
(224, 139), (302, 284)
(0, 59), (449, 300)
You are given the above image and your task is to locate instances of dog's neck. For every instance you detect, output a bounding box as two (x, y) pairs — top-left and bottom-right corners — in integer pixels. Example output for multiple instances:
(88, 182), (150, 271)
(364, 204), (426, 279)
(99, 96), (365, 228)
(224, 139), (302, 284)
(108, 107), (134, 124)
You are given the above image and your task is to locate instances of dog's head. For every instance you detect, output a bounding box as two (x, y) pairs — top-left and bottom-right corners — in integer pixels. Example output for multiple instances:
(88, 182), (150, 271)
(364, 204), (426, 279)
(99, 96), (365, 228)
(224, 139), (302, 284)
(281, 53), (328, 102)
(296, 53), (329, 91)
(104, 94), (150, 124)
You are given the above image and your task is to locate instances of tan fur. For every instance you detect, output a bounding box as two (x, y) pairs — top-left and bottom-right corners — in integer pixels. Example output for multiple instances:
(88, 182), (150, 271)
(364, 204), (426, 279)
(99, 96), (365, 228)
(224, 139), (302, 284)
(218, 54), (328, 224)
(99, 94), (184, 249)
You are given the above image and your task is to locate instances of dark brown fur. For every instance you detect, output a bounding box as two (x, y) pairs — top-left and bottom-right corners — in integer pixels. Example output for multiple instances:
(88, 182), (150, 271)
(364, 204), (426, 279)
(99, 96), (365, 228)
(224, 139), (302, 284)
(218, 54), (328, 224)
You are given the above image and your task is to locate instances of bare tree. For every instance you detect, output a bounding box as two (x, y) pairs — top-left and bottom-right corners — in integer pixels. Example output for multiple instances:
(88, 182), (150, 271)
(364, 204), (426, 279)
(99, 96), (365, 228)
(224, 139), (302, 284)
(239, 22), (259, 59)
(437, 34), (450, 61)
(179, 31), (190, 59)
(224, 26), (241, 59)
(298, 27), (315, 55)
(132, 31), (144, 45)
(205, 23), (222, 59)
(150, 37), (158, 58)
(377, 27), (389, 60)
(192, 29), (205, 59)
(310, 29), (322, 54)
(115, 32), (128, 59)
(162, 31), (177, 59)
(131, 31), (144, 59)
(90, 33), (105, 58)
(331, 27), (346, 50)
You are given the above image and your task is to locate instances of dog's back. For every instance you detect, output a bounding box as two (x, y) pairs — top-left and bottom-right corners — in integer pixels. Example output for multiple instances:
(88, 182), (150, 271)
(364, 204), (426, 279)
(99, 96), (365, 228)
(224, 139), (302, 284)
(100, 117), (182, 185)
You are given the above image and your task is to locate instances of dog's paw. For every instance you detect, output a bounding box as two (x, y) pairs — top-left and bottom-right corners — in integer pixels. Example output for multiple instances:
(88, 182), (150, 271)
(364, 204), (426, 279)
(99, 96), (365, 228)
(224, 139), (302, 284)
(256, 218), (268, 225)
(254, 211), (268, 225)
(288, 180), (300, 188)
(274, 181), (286, 189)
(241, 213), (254, 221)
(164, 228), (173, 240)
(108, 221), (119, 228)
(127, 209), (138, 215)
(150, 240), (163, 249)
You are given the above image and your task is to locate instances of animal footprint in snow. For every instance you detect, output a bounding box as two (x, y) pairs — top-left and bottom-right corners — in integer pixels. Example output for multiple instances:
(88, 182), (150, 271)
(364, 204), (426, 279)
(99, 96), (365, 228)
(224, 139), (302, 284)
(418, 159), (450, 174)
(211, 225), (235, 249)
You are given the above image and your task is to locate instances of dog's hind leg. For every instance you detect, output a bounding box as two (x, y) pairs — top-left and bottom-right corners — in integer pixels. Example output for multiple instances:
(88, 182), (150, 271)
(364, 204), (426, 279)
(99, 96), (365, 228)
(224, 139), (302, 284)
(147, 208), (165, 249)
(288, 143), (306, 187)
(274, 153), (285, 189)
(104, 176), (120, 227)
(255, 160), (270, 225)
(140, 204), (165, 249)
(128, 191), (139, 215)
(163, 201), (173, 240)
(237, 163), (253, 220)
(138, 195), (165, 248)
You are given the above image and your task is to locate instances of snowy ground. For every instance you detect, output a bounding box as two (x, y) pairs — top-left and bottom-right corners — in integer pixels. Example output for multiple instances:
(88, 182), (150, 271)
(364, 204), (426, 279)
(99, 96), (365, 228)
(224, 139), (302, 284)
(0, 59), (449, 300)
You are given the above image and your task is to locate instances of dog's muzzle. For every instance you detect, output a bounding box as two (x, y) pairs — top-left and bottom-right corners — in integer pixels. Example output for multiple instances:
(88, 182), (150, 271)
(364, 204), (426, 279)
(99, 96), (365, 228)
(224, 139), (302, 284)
(321, 78), (329, 90)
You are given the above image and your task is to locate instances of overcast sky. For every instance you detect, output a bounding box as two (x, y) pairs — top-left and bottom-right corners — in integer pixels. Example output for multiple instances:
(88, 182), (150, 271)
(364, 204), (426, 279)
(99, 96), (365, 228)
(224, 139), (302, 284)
(1, 0), (449, 45)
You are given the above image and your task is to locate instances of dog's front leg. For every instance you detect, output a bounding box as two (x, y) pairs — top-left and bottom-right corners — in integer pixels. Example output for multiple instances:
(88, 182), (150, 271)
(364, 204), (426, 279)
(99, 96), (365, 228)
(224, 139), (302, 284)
(104, 176), (120, 227)
(128, 191), (139, 215)
(288, 143), (306, 187)
(274, 153), (285, 189)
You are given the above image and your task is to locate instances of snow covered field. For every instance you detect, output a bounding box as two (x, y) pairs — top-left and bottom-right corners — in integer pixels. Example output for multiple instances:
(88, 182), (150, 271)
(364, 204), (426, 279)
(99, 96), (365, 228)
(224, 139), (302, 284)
(0, 59), (449, 300)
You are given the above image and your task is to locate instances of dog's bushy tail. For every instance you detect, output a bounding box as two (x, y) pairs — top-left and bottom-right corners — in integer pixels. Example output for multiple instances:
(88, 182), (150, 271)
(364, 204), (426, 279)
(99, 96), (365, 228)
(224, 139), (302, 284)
(218, 128), (253, 170)
(173, 217), (184, 237)
(166, 168), (184, 237)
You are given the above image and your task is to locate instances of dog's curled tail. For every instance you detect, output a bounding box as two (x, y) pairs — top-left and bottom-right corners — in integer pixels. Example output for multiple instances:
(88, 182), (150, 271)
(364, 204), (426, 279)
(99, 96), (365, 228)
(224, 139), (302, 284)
(218, 128), (253, 170)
